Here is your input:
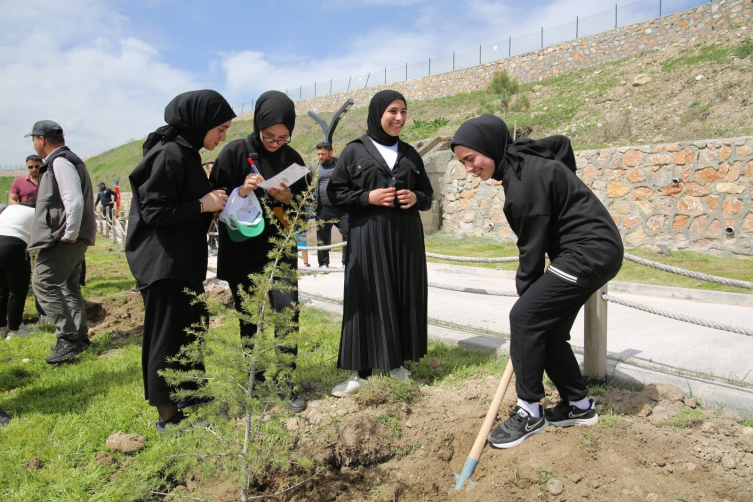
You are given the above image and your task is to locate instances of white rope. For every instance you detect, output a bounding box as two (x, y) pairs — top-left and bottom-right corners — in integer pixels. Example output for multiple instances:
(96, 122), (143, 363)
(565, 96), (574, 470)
(428, 281), (518, 297)
(603, 293), (753, 337)
(624, 253), (753, 289)
(299, 268), (345, 275)
(426, 252), (520, 263)
(298, 242), (347, 251)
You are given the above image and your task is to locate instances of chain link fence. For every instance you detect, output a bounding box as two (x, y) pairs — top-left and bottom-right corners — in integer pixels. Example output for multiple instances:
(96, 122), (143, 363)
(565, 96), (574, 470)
(233, 0), (709, 113)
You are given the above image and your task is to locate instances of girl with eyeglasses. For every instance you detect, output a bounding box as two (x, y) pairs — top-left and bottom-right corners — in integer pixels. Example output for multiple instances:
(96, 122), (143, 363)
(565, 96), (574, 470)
(209, 90), (308, 414)
(326, 90), (434, 397)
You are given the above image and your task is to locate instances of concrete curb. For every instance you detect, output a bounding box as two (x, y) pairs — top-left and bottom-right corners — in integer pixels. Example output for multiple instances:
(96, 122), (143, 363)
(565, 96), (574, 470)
(302, 294), (753, 419)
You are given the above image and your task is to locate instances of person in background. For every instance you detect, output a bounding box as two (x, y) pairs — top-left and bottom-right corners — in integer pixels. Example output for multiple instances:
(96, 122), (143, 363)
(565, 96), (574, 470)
(0, 198), (37, 340)
(327, 90), (434, 397)
(309, 142), (348, 267)
(94, 181), (118, 220)
(26, 120), (96, 364)
(451, 114), (623, 449)
(8, 155), (42, 205)
(126, 89), (234, 432)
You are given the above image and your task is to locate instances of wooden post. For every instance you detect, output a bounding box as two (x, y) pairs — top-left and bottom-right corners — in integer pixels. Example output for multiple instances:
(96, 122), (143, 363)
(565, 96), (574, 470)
(583, 283), (609, 379)
(105, 211), (111, 238)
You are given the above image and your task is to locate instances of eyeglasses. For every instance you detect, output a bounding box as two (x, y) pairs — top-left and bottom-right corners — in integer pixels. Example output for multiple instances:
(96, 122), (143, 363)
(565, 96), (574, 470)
(261, 133), (291, 145)
(27, 165), (41, 169)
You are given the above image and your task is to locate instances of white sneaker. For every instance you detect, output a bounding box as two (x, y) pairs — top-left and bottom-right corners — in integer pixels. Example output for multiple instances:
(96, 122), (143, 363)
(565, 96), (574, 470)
(390, 366), (411, 383)
(331, 373), (366, 397)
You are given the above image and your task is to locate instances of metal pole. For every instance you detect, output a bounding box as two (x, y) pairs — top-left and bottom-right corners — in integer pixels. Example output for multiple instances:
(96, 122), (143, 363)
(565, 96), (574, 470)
(453, 52), (455, 70)
(347, 77), (351, 91)
(576, 16), (579, 38)
(541, 27), (543, 48)
(241, 103), (244, 114)
(365, 72), (370, 87)
(330, 79), (332, 94)
(479, 45), (482, 64)
(314, 82), (317, 97)
(508, 36), (511, 57)
(584, 284), (609, 379)
(615, 4), (618, 28)
(659, 0), (662, 17)
(405, 62), (408, 80)
(428, 58), (431, 75)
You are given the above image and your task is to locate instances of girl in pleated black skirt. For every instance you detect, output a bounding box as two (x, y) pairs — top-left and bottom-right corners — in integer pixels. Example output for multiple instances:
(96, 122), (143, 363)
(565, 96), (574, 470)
(327, 90), (434, 397)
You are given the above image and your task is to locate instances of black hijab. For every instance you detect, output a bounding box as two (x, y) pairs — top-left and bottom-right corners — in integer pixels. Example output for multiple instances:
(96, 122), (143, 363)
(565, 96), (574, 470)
(143, 90), (236, 155)
(250, 90), (296, 154)
(451, 114), (576, 180)
(366, 89), (406, 147)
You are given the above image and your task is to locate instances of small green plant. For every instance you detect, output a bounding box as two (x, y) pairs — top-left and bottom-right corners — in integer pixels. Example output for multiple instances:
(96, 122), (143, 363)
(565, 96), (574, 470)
(663, 409), (703, 428)
(377, 413), (403, 438)
(355, 375), (421, 406)
(536, 467), (556, 484)
(580, 430), (599, 453)
(401, 117), (450, 142)
(484, 70), (530, 118)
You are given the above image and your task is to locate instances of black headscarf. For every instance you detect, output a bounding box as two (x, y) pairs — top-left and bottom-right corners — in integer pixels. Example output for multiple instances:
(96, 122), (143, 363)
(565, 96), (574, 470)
(366, 89), (406, 147)
(250, 90), (296, 152)
(451, 114), (576, 180)
(143, 90), (236, 155)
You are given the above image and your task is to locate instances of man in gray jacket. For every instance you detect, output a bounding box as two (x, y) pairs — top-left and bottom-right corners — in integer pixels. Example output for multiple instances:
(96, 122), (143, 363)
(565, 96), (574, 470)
(26, 120), (96, 364)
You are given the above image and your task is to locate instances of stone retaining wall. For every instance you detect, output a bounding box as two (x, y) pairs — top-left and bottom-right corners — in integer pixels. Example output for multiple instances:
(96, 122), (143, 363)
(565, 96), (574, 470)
(438, 135), (753, 256)
(236, 0), (751, 120)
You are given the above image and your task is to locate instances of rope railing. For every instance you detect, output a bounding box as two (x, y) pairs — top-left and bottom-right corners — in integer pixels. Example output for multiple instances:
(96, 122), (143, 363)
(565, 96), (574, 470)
(623, 253), (753, 290)
(603, 293), (753, 337)
(427, 281), (518, 297)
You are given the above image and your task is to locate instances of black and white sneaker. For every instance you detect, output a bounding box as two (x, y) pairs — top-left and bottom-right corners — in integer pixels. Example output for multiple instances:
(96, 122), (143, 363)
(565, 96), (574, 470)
(544, 399), (599, 427)
(488, 406), (548, 449)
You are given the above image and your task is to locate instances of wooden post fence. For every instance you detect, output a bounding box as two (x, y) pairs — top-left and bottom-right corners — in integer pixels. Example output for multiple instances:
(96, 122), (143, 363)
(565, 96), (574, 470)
(583, 283), (609, 379)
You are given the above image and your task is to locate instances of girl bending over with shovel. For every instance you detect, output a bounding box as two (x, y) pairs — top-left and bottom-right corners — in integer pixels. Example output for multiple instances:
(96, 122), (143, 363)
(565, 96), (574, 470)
(451, 115), (623, 449)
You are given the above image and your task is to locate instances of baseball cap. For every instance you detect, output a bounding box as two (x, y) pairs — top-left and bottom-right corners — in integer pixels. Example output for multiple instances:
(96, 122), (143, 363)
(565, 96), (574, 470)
(24, 120), (64, 139)
(219, 188), (265, 242)
(98, 181), (106, 185)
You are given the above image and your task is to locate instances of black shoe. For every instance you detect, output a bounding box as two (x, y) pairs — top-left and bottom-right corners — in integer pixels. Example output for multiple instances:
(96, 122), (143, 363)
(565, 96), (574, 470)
(488, 406), (548, 449)
(80, 336), (92, 348)
(177, 395), (214, 410)
(45, 339), (85, 364)
(284, 393), (307, 414)
(157, 410), (186, 433)
(544, 399), (599, 427)
(0, 408), (11, 426)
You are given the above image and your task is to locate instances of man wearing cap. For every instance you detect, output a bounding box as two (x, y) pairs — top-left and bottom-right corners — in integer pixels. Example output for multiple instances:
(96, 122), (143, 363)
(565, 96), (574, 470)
(26, 120), (96, 364)
(8, 155), (42, 205)
(94, 181), (118, 220)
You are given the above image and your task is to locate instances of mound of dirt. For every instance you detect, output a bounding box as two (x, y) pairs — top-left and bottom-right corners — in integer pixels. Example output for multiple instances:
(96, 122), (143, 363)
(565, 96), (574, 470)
(289, 379), (753, 501)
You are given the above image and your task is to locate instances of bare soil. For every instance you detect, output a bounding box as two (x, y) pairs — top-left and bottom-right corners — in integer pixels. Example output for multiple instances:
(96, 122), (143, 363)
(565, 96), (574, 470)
(84, 293), (753, 501)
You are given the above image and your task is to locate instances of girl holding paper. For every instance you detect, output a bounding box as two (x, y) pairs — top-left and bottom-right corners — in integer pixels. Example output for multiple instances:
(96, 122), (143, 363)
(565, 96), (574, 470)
(209, 90), (308, 413)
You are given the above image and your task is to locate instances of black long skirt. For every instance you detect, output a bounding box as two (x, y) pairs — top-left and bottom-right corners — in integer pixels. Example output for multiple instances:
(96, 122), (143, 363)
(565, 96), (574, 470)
(337, 210), (428, 371)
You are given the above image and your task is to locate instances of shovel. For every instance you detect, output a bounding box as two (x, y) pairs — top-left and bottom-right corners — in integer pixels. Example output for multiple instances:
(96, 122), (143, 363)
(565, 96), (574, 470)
(454, 360), (514, 491)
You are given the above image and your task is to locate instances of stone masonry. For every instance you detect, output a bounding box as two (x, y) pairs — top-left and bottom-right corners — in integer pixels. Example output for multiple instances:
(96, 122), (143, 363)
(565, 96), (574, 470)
(437, 135), (753, 256)
(236, 0), (751, 121)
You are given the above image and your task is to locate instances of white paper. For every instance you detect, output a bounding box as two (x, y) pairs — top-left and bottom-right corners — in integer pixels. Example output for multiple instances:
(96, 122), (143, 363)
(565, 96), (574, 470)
(258, 163), (308, 190)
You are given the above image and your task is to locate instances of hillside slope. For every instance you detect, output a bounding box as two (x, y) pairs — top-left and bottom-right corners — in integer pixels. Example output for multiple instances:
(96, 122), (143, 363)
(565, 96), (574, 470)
(85, 24), (752, 190)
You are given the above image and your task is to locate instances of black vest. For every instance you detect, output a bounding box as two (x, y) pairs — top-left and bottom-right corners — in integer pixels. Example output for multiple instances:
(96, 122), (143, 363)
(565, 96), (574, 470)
(28, 147), (96, 249)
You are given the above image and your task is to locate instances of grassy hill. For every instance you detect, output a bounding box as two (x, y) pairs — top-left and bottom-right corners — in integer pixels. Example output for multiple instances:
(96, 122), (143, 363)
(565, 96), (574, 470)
(1, 176), (13, 205)
(85, 26), (753, 190)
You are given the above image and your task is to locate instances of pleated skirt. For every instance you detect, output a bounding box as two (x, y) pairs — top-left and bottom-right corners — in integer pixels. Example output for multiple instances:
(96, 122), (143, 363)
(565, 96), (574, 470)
(337, 210), (428, 371)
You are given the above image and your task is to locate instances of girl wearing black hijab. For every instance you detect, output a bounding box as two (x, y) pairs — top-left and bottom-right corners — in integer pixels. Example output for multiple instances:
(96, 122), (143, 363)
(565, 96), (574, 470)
(126, 89), (235, 431)
(327, 90), (434, 397)
(451, 114), (623, 448)
(209, 90), (308, 413)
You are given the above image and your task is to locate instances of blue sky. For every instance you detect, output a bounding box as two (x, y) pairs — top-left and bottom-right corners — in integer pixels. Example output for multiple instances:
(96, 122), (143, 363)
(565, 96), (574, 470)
(0, 0), (705, 165)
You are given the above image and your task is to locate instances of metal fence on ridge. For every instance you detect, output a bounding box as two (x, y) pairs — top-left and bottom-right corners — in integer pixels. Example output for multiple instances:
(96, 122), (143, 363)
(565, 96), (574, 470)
(233, 0), (711, 114)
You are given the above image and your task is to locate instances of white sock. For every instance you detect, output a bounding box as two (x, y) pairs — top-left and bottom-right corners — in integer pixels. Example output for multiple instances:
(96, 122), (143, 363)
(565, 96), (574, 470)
(569, 397), (591, 410)
(516, 399), (541, 418)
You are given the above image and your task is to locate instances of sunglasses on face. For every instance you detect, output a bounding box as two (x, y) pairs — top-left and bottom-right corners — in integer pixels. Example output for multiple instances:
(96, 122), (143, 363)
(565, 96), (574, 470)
(27, 166), (41, 169)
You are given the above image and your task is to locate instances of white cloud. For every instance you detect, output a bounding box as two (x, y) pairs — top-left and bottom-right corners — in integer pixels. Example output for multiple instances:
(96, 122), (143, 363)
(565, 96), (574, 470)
(0, 1), (197, 165)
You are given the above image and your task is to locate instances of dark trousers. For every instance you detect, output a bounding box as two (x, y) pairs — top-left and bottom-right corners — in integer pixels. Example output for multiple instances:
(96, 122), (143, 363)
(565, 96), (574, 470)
(0, 237), (31, 331)
(509, 269), (617, 403)
(140, 279), (207, 407)
(228, 275), (298, 379)
(315, 205), (349, 266)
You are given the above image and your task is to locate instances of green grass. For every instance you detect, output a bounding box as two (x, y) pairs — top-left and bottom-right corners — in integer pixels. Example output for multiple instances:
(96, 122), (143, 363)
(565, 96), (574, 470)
(662, 38), (753, 72)
(423, 231), (753, 295)
(1, 176), (14, 205)
(663, 409), (704, 428)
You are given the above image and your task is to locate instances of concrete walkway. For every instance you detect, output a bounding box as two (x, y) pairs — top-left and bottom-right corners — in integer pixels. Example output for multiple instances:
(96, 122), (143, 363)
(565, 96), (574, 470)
(208, 252), (753, 417)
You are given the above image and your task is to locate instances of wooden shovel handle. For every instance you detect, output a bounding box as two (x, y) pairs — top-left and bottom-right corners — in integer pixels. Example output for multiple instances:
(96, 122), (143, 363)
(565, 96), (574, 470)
(469, 360), (515, 460)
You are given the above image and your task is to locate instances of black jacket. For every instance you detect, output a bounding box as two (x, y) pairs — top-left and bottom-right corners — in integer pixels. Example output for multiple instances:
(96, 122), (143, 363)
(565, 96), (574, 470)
(125, 135), (214, 289)
(499, 153), (623, 295)
(209, 138), (307, 282)
(95, 188), (118, 207)
(327, 136), (433, 219)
